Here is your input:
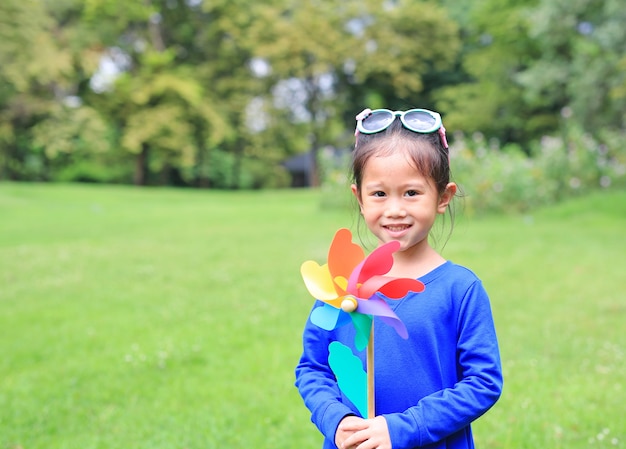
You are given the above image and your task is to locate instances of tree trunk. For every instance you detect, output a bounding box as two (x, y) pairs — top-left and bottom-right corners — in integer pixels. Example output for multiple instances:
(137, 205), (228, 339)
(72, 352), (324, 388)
(134, 143), (149, 185)
(305, 70), (321, 187)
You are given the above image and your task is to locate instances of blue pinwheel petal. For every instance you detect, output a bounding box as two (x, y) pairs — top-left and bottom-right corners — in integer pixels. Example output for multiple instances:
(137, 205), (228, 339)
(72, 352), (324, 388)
(310, 303), (351, 330)
(310, 304), (340, 330)
(336, 309), (352, 328)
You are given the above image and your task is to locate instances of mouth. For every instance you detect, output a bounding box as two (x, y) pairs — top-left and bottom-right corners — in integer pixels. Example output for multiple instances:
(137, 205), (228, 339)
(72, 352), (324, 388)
(384, 224), (411, 233)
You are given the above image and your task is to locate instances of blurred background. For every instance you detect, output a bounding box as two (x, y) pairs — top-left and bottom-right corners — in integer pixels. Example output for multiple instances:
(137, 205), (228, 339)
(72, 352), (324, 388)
(1, 0), (624, 213)
(2, 2), (625, 447)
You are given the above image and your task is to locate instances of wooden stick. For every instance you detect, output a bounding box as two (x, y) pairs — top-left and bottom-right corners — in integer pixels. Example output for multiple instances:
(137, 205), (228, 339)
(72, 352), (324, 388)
(367, 322), (375, 419)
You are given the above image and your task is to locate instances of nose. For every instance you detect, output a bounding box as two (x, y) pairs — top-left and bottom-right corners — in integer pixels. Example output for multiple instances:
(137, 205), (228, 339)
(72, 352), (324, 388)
(384, 198), (407, 218)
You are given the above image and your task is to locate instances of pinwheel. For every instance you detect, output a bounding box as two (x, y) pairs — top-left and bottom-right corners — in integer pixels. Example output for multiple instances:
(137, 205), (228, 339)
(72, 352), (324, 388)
(301, 228), (425, 417)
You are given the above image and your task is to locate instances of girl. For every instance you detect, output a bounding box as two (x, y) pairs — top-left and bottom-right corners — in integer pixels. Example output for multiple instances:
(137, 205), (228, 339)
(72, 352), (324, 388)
(295, 108), (503, 449)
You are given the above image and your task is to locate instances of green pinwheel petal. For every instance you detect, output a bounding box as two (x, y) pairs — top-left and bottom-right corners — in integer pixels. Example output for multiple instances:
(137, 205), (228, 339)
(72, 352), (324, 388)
(351, 313), (372, 351)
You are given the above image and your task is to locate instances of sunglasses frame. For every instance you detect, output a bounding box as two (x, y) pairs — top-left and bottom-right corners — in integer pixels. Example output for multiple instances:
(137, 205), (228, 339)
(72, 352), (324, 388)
(356, 108), (442, 135)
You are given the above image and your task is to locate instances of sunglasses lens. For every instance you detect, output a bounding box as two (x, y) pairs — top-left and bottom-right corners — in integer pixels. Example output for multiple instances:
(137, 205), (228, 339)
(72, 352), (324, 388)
(403, 110), (438, 132)
(361, 110), (395, 133)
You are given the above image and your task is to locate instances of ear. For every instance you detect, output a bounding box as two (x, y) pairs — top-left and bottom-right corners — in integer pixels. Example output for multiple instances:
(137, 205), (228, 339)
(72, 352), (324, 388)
(351, 184), (364, 213)
(437, 182), (457, 214)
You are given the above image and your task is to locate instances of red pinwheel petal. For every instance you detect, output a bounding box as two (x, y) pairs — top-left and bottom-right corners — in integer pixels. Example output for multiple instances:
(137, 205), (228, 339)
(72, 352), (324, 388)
(377, 277), (425, 298)
(356, 241), (400, 284)
(346, 241), (400, 294)
(359, 275), (424, 299)
(328, 228), (364, 281)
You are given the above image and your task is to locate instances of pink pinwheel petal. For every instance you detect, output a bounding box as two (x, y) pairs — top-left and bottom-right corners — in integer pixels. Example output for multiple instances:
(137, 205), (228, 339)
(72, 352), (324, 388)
(357, 275), (397, 299)
(347, 259), (365, 294)
(328, 228), (364, 281)
(356, 297), (408, 339)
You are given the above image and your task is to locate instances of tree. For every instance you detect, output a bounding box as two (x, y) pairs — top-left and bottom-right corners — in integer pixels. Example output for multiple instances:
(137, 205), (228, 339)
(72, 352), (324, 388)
(517, 0), (626, 137)
(81, 0), (237, 186)
(0, 0), (77, 179)
(434, 0), (546, 147)
(247, 0), (460, 186)
(115, 60), (231, 186)
(435, 0), (626, 148)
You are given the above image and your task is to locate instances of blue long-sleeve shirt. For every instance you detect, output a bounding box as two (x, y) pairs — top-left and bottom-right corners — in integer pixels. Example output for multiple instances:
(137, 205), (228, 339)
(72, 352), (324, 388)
(295, 261), (503, 449)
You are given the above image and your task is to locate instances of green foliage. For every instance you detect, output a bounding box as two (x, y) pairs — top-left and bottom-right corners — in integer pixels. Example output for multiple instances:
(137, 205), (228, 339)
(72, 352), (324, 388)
(435, 0), (547, 145)
(52, 159), (132, 184)
(83, 0), (152, 25)
(0, 184), (624, 448)
(1, 0), (625, 197)
(449, 125), (626, 214)
(202, 148), (237, 188)
(246, 0), (460, 185)
(238, 158), (291, 189)
(519, 0), (626, 135)
(0, 0), (73, 93)
(317, 147), (353, 210)
(0, 0), (76, 180)
(31, 105), (110, 158)
(197, 149), (291, 189)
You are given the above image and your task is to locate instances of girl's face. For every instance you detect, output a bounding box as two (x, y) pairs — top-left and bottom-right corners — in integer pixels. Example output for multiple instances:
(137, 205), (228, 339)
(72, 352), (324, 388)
(351, 149), (456, 257)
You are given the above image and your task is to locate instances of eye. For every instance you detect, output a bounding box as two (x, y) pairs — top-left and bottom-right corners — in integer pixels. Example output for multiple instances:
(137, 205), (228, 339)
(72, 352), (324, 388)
(372, 191), (386, 197)
(405, 190), (419, 197)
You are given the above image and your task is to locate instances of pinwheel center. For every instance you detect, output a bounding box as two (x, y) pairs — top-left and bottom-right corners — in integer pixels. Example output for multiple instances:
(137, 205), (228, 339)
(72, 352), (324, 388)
(340, 296), (358, 313)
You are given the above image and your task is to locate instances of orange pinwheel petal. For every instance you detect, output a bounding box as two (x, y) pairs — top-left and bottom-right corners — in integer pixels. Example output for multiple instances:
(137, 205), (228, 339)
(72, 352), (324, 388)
(328, 228), (365, 280)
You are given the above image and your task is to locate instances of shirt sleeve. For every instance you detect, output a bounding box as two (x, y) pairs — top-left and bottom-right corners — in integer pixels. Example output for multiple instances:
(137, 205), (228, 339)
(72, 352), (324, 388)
(294, 304), (357, 445)
(384, 280), (503, 448)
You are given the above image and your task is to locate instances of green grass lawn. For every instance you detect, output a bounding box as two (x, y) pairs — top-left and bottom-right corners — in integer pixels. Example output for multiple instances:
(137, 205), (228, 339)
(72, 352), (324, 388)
(0, 183), (624, 449)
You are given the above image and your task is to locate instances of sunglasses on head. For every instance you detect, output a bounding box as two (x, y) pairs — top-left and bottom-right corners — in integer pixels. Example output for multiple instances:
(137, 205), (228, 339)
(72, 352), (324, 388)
(355, 108), (448, 148)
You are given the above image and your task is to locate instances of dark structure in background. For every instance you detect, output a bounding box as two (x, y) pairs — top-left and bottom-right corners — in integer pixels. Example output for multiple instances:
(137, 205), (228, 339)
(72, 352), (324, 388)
(282, 151), (315, 187)
(282, 148), (350, 188)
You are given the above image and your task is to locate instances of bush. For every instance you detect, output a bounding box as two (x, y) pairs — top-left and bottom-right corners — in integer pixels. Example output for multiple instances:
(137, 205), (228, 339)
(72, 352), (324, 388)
(197, 148), (290, 189)
(317, 146), (353, 210)
(447, 126), (626, 215)
(52, 160), (133, 184)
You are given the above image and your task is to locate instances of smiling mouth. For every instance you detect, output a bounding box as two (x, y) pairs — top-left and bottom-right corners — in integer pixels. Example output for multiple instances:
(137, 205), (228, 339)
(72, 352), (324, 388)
(384, 225), (411, 232)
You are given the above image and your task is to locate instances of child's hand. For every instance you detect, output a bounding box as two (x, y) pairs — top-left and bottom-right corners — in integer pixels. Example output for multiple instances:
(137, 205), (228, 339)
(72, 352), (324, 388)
(336, 415), (391, 449)
(335, 415), (365, 449)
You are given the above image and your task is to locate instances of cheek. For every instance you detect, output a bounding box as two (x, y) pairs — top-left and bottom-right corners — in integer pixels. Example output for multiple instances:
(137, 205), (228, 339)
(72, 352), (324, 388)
(360, 200), (381, 219)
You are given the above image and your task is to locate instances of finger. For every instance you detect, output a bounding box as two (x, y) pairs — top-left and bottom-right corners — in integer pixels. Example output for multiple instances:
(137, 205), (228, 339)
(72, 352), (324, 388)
(338, 418), (368, 432)
(342, 429), (369, 449)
